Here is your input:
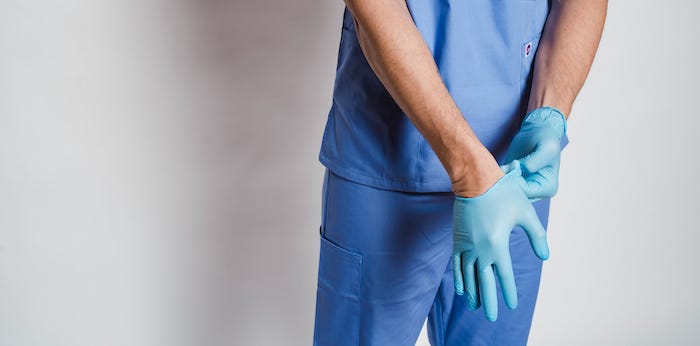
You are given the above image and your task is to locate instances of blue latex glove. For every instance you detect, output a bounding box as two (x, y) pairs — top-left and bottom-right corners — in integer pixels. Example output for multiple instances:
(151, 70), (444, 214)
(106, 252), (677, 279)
(504, 107), (567, 201)
(452, 160), (550, 322)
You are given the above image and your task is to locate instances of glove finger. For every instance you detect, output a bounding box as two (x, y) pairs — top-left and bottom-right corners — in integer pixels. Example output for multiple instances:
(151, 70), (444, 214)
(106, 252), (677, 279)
(494, 252), (518, 310)
(463, 257), (479, 311)
(453, 253), (465, 296)
(519, 207), (550, 260)
(478, 262), (498, 322)
(520, 141), (560, 174)
(520, 171), (553, 200)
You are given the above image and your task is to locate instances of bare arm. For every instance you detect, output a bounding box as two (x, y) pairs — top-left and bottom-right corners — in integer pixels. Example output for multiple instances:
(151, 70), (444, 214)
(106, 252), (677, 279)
(344, 0), (503, 197)
(528, 0), (608, 118)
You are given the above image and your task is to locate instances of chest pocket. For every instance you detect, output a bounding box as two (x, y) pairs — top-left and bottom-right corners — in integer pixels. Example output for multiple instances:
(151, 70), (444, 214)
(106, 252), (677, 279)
(519, 0), (550, 90)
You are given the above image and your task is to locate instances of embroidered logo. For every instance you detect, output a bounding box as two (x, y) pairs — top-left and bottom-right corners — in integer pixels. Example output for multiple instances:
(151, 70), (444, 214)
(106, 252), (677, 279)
(524, 41), (533, 57)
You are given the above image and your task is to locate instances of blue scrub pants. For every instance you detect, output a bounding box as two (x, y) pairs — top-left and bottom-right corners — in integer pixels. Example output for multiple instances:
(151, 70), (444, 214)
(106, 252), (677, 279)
(313, 169), (553, 346)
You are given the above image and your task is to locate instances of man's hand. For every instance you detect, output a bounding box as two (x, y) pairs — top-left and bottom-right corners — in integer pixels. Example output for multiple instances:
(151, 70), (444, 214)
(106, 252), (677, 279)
(515, 0), (606, 198)
(452, 160), (550, 322)
(504, 107), (567, 201)
(450, 145), (506, 198)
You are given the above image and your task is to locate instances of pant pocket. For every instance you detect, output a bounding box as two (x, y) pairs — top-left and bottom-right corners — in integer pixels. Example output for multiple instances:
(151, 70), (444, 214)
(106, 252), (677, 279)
(313, 231), (363, 345)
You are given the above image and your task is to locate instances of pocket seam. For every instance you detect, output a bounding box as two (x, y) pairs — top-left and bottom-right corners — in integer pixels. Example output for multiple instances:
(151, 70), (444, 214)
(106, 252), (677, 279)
(319, 233), (362, 266)
(315, 232), (363, 344)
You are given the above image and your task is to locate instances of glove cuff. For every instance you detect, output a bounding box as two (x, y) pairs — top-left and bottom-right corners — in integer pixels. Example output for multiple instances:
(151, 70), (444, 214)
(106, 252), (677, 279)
(454, 160), (522, 202)
(522, 107), (567, 139)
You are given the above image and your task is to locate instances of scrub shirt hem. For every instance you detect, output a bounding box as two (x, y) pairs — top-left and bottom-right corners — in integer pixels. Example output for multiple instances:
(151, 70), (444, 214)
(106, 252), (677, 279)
(319, 152), (453, 193)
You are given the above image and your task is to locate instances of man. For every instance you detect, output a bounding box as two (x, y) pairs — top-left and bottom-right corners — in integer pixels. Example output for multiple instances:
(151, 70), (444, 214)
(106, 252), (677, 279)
(313, 0), (606, 345)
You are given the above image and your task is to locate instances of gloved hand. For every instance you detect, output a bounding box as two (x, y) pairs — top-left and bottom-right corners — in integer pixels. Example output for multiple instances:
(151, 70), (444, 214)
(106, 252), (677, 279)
(504, 107), (567, 201)
(452, 160), (550, 322)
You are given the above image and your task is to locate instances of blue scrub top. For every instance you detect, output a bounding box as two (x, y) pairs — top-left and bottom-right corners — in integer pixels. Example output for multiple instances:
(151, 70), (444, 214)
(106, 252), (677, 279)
(319, 0), (569, 193)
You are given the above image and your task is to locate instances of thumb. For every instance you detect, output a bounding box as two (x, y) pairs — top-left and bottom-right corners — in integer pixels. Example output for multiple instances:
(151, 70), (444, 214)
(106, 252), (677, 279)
(519, 171), (551, 200)
(512, 170), (545, 202)
(519, 207), (550, 260)
(519, 141), (559, 174)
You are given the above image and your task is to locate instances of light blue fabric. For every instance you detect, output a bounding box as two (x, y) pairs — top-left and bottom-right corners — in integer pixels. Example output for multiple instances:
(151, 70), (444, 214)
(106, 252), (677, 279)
(505, 106), (568, 201)
(313, 168), (554, 345)
(452, 160), (550, 322)
(318, 0), (569, 193)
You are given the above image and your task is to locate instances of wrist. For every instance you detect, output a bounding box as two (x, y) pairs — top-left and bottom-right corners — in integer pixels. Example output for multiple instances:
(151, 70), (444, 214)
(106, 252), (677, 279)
(526, 86), (573, 118)
(450, 147), (504, 198)
(522, 106), (568, 139)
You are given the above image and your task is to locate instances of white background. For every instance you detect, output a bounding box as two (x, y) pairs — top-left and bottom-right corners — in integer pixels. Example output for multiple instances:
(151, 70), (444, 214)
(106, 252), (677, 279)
(1, 0), (698, 345)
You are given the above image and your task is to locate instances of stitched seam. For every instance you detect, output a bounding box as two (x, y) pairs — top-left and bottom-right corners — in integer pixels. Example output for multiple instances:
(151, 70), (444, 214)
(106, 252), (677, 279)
(320, 152), (450, 187)
(412, 132), (423, 184)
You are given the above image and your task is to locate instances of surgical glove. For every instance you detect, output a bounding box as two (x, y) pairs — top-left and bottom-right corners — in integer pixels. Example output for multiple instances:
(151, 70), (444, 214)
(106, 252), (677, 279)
(452, 160), (550, 322)
(504, 106), (567, 201)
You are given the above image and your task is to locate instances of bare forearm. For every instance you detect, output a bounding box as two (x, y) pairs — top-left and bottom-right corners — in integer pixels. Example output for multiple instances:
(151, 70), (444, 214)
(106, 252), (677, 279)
(344, 0), (502, 196)
(528, 0), (607, 117)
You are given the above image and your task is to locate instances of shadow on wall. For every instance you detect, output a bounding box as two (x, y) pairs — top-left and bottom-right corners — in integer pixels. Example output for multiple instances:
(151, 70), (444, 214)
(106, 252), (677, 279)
(174, 1), (341, 345)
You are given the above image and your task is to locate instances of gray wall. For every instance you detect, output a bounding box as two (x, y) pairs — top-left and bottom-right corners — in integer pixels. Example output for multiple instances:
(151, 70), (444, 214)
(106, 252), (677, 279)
(0, 0), (698, 345)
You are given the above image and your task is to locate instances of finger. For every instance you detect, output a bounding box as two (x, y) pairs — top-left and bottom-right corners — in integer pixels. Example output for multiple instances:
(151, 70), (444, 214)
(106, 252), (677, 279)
(453, 253), (465, 295)
(463, 257), (479, 310)
(478, 262), (498, 322)
(519, 207), (550, 260)
(519, 171), (548, 200)
(494, 252), (518, 310)
(512, 171), (542, 202)
(520, 141), (560, 174)
(524, 167), (559, 199)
